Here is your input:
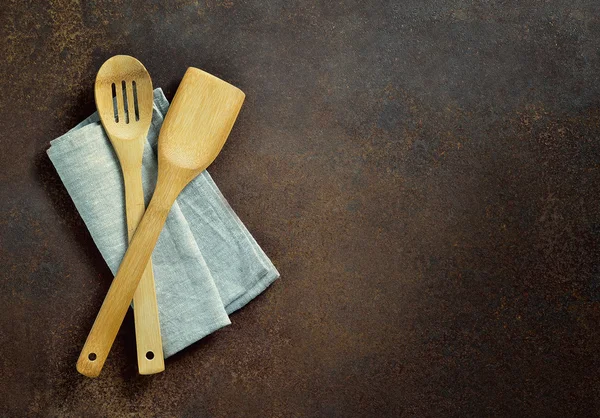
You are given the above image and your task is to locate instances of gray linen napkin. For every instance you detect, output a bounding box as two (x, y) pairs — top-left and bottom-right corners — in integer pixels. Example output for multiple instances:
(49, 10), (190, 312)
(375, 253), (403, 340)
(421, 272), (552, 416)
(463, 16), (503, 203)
(47, 88), (279, 357)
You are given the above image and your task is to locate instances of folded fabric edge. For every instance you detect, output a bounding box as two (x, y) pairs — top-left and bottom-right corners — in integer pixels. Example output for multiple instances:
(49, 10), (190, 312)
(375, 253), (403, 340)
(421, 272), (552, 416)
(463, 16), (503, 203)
(164, 315), (232, 358)
(225, 267), (279, 314)
(203, 170), (280, 275)
(47, 122), (104, 154)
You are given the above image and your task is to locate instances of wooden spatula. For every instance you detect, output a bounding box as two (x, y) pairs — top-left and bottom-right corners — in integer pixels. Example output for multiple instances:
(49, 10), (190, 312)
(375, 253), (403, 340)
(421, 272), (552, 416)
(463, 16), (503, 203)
(77, 68), (245, 377)
(95, 55), (164, 375)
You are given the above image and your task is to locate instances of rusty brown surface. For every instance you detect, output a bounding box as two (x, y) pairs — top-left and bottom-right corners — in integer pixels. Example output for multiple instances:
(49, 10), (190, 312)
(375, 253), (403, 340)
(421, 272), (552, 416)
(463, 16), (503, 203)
(1, 1), (600, 416)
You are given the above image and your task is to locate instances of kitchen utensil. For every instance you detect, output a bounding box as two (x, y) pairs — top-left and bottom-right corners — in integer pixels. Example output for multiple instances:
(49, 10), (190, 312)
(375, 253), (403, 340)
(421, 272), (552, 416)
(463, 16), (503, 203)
(95, 55), (164, 374)
(76, 67), (245, 377)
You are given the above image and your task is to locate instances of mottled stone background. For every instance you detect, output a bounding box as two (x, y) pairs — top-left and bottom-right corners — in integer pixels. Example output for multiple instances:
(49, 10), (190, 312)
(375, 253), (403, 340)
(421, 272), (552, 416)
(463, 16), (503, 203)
(1, 1), (599, 416)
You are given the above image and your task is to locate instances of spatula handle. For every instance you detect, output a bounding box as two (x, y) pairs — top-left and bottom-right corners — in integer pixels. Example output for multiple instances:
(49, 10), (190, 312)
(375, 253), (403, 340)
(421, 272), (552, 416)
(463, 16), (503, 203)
(76, 176), (179, 377)
(122, 169), (165, 375)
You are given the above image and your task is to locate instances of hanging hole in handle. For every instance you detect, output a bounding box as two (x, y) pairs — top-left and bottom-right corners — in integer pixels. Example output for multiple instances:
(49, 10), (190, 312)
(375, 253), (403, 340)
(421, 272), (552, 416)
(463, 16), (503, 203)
(145, 351), (154, 360)
(88, 352), (97, 361)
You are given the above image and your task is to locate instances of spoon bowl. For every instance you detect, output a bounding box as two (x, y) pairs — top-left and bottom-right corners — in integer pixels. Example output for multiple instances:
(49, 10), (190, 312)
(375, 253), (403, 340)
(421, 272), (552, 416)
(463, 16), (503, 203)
(96, 55), (154, 142)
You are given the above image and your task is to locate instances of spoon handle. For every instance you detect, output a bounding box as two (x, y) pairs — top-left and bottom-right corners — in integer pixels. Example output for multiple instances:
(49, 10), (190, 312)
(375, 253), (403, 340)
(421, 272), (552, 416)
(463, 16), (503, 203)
(76, 175), (180, 377)
(122, 169), (165, 375)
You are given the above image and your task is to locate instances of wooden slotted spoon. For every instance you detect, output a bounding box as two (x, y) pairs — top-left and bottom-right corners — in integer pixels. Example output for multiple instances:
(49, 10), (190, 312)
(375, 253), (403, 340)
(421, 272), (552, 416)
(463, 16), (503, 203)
(77, 67), (245, 377)
(95, 55), (164, 374)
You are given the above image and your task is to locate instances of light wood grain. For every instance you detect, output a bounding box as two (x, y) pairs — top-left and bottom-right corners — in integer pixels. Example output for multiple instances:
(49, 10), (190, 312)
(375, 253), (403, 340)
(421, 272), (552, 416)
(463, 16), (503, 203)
(76, 67), (245, 377)
(91, 55), (164, 375)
